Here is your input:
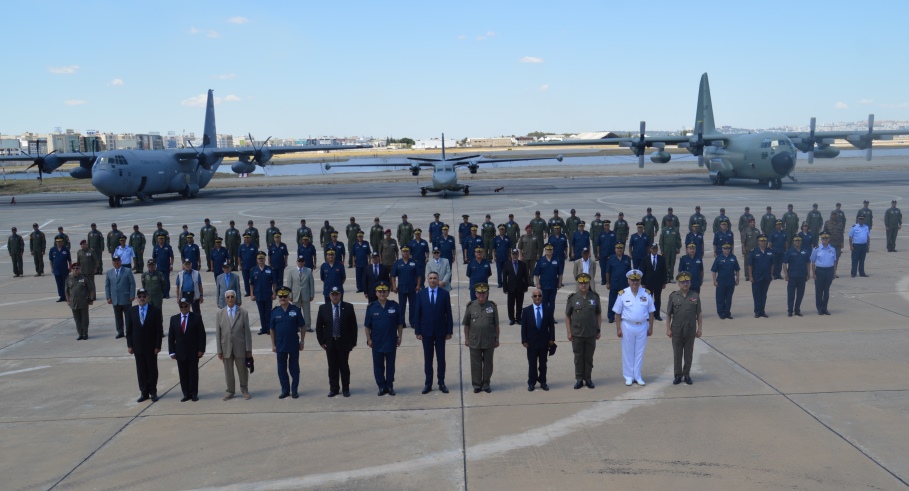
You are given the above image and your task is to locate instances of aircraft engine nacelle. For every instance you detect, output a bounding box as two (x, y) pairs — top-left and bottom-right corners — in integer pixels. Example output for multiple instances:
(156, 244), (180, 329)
(410, 164), (421, 176)
(813, 146), (840, 159)
(650, 151), (671, 164)
(231, 161), (258, 174)
(845, 135), (871, 150)
(253, 147), (273, 165)
(69, 166), (92, 179)
(467, 163), (479, 174)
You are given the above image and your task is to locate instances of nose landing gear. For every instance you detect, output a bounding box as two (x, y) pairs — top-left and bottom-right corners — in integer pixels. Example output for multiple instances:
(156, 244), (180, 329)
(107, 196), (123, 208)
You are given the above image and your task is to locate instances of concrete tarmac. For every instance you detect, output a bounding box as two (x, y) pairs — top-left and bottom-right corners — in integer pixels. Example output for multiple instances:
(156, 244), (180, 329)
(1, 166), (908, 490)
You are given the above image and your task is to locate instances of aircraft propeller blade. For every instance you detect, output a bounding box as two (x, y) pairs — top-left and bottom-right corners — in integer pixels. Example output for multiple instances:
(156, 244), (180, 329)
(865, 114), (874, 161)
(638, 154), (645, 168)
(808, 116), (816, 164)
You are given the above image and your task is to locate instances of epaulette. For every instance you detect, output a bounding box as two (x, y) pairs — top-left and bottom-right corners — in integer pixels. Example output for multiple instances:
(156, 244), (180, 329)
(618, 289), (625, 295)
(645, 289), (651, 295)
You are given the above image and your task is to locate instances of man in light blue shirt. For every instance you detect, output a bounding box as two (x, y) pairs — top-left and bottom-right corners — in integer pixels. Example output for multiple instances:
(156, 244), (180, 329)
(848, 215), (870, 277)
(810, 233), (837, 315)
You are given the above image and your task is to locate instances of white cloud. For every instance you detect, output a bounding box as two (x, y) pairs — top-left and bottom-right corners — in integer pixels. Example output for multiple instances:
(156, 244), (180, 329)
(457, 34), (466, 40)
(880, 102), (909, 109)
(64, 99), (87, 106)
(834, 102), (848, 109)
(49, 65), (79, 75)
(476, 35), (486, 41)
(181, 93), (241, 107)
(520, 56), (543, 64)
(215, 73), (237, 80)
(486, 31), (496, 37)
(857, 98), (873, 105)
(538, 84), (550, 92)
(228, 16), (249, 24)
(110, 78), (124, 86)
(222, 94), (241, 102)
(189, 26), (200, 34)
(207, 30), (220, 38)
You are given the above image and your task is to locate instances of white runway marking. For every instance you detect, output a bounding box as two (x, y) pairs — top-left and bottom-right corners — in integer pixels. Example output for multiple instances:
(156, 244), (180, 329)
(0, 296), (59, 307)
(38, 220), (55, 229)
(895, 275), (909, 304)
(0, 365), (50, 377)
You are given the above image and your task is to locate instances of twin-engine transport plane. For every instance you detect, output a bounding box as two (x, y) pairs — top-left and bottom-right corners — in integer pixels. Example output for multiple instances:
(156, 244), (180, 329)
(1, 90), (368, 206)
(532, 73), (909, 190)
(324, 134), (562, 197)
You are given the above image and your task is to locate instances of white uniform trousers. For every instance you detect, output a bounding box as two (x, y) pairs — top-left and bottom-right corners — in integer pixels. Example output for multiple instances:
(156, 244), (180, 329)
(621, 320), (649, 383)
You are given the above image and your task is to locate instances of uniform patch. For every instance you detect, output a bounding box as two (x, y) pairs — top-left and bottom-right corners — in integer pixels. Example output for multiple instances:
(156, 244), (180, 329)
(388, 308), (396, 313)
(289, 311), (297, 317)
(589, 299), (596, 306)
(485, 307), (494, 313)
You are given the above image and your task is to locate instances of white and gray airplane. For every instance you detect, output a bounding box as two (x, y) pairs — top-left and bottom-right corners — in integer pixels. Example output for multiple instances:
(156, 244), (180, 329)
(532, 73), (909, 189)
(1, 90), (368, 206)
(324, 134), (562, 197)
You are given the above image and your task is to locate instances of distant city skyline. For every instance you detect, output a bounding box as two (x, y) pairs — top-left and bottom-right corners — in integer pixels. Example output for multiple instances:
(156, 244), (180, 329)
(2, 0), (907, 140)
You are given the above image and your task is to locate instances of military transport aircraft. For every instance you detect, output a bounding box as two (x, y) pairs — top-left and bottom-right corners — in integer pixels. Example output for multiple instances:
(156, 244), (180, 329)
(531, 73), (909, 190)
(324, 134), (562, 197)
(0, 90), (368, 206)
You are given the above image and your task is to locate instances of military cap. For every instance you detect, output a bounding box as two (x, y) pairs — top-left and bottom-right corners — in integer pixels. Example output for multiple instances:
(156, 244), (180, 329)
(820, 232), (831, 238)
(273, 232), (282, 237)
(626, 269), (643, 280)
(486, 214), (491, 218)
(650, 242), (659, 248)
(581, 247), (590, 254)
(618, 212), (625, 216)
(646, 208), (651, 212)
(474, 246), (484, 252)
(147, 258), (156, 265)
(182, 225), (188, 229)
(775, 220), (783, 225)
(302, 235), (310, 240)
(80, 239), (87, 245)
(511, 248), (519, 254)
(214, 237), (222, 243)
(33, 223), (39, 227)
(687, 243), (697, 248)
(400, 246), (410, 252)
(603, 220), (612, 224)
(385, 229), (392, 234)
(433, 247), (441, 252)
(595, 212), (601, 217)
(470, 225), (478, 230)
(534, 210), (541, 215)
(434, 212), (441, 217)
(256, 251), (267, 258)
(248, 220), (254, 224)
(11, 227), (17, 232)
(758, 235), (768, 241)
(374, 281), (390, 292)
(112, 255), (122, 261)
(357, 231), (365, 236)
(792, 236), (803, 241)
(570, 208), (576, 213)
(401, 214), (408, 218)
(178, 298), (190, 306)
(414, 228), (422, 234)
(90, 223), (96, 227)
(441, 225), (449, 230)
(553, 209), (559, 213)
(183, 259), (192, 264)
(748, 218), (756, 222)
(676, 272), (692, 281)
(112, 223), (118, 227)
(691, 223), (699, 227)
(329, 286), (341, 295)
(497, 224), (505, 230)
(524, 224), (531, 230)
(615, 243), (625, 249)
(243, 233), (251, 238)
(857, 215), (865, 220)
(204, 218), (211, 222)
(576, 273), (591, 283)
(270, 220), (276, 224)
(636, 222), (644, 227)
(55, 237), (63, 242)
(371, 251), (379, 256)
(801, 222), (809, 227)
(222, 262), (232, 268)
(297, 256), (306, 262)
(722, 243), (732, 249)
(70, 263), (81, 270)
(186, 232), (195, 238)
(462, 214), (470, 218)
(544, 243), (554, 250)
(230, 220), (235, 225)
(863, 200), (869, 204)
(553, 224), (561, 229)
(326, 250), (336, 255)
(330, 231), (338, 236)
(119, 236), (126, 241)
(579, 221), (586, 226)
(474, 283), (490, 293)
(374, 217), (380, 222)
(276, 286), (292, 296)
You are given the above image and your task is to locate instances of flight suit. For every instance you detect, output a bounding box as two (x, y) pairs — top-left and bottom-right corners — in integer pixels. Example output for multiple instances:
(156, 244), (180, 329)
(782, 211), (800, 245)
(466, 234), (484, 258)
(504, 220), (521, 248)
(688, 212), (707, 233)
(142, 270), (166, 310)
(225, 226), (241, 270)
(152, 244), (174, 298)
(296, 225), (313, 247)
(530, 218), (547, 256)
(570, 230), (590, 262)
(438, 235), (456, 265)
(152, 227), (170, 246)
(129, 231), (146, 274)
(265, 226), (281, 248)
(548, 216), (566, 239)
(641, 215), (659, 242)
(55, 232), (71, 250)
(428, 220), (444, 246)
(458, 221), (473, 262)
(87, 229), (105, 274)
(408, 238), (430, 287)
(352, 240), (372, 292)
(806, 210), (824, 247)
(658, 226), (681, 282)
(589, 219), (605, 254)
(519, 233), (538, 284)
(884, 206), (902, 252)
(346, 222), (361, 267)
(613, 219), (629, 247)
(857, 206), (874, 231)
(712, 214), (729, 234)
(325, 240), (346, 265)
(270, 304), (305, 396)
(713, 230), (734, 256)
(749, 247), (774, 316)
(76, 248), (98, 297)
(30, 230), (46, 275)
(565, 290), (601, 382)
(684, 231), (704, 260)
(49, 246), (71, 300)
(320, 260), (346, 304)
(604, 254), (632, 322)
(737, 213), (754, 237)
(199, 224), (217, 270)
(629, 233), (650, 268)
(210, 246), (230, 280)
(66, 273), (95, 338)
(662, 213), (680, 230)
(106, 228), (124, 257)
(463, 299), (499, 391)
(797, 232), (814, 253)
(8, 232), (24, 277)
(177, 231), (190, 255)
(365, 299), (402, 392)
(760, 213), (777, 237)
(370, 223), (384, 253)
(238, 243), (259, 295)
(710, 253), (739, 318)
(466, 259), (493, 301)
(666, 289), (701, 378)
(480, 221), (496, 258)
(379, 238), (399, 269)
(182, 243), (201, 271)
(741, 227), (759, 281)
(397, 221), (414, 250)
(566, 215), (582, 239)
(533, 256), (561, 322)
(244, 226), (261, 249)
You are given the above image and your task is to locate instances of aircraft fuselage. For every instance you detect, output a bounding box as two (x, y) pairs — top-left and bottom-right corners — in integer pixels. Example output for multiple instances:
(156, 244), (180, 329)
(91, 150), (221, 200)
(705, 132), (796, 181)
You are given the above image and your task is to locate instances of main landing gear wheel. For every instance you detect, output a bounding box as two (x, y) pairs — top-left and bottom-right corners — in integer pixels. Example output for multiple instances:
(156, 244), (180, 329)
(421, 188), (427, 197)
(108, 196), (123, 207)
(463, 186), (470, 196)
(768, 178), (783, 190)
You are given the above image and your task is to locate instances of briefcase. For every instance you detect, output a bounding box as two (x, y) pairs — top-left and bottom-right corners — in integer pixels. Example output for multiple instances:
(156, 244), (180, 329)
(246, 355), (255, 374)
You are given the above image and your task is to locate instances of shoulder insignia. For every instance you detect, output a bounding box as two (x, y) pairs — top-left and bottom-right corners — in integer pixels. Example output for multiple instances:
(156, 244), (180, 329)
(618, 289), (625, 295)
(645, 289), (651, 295)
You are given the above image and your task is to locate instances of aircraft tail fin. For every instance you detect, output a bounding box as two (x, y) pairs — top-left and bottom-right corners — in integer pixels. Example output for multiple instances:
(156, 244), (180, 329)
(694, 73), (717, 134)
(441, 133), (446, 160)
(203, 89), (216, 148)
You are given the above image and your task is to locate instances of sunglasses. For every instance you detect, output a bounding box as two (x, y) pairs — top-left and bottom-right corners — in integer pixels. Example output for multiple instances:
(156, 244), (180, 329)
(137, 294), (147, 298)
(531, 294), (542, 298)
(678, 280), (691, 284)
(278, 295), (289, 299)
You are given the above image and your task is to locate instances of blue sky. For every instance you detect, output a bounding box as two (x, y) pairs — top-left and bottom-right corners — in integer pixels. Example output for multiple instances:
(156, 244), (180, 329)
(2, 0), (906, 140)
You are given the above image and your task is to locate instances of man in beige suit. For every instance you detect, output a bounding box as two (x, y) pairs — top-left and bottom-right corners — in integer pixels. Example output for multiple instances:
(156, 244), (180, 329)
(286, 256), (315, 332)
(572, 247), (598, 292)
(216, 290), (252, 400)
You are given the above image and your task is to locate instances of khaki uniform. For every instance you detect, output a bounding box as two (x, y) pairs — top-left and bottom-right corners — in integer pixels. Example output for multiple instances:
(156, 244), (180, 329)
(130, 231), (146, 273)
(379, 238), (399, 268)
(518, 233), (538, 283)
(66, 273), (95, 338)
(666, 289), (701, 377)
(87, 230), (105, 274)
(565, 290), (601, 381)
(76, 248), (97, 297)
(142, 270), (166, 310)
(199, 225), (217, 269)
(463, 300), (499, 390)
(741, 227), (759, 280)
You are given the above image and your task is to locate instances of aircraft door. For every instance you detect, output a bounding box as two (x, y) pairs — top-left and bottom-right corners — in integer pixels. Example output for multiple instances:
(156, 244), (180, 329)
(137, 176), (148, 193)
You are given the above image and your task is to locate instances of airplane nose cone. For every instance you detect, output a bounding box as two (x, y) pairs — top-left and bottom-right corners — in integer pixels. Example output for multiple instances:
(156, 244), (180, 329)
(771, 151), (795, 176)
(91, 170), (115, 197)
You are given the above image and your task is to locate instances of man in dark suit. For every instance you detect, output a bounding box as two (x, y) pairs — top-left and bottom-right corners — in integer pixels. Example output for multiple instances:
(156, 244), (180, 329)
(501, 248), (529, 325)
(168, 297), (206, 401)
(362, 252), (390, 303)
(316, 288), (358, 397)
(642, 242), (668, 321)
(125, 288), (163, 402)
(521, 288), (555, 391)
(412, 271), (453, 394)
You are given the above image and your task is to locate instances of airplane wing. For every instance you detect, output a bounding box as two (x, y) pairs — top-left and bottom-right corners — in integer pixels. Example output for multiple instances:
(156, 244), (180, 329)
(529, 135), (693, 147)
(784, 115), (909, 162)
(0, 152), (97, 179)
(452, 154), (564, 167)
(211, 144), (371, 159)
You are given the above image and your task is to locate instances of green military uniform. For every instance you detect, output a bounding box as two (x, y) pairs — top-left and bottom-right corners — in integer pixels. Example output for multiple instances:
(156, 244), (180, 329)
(379, 238), (398, 268)
(66, 271), (95, 339)
(666, 287), (701, 378)
(480, 220), (496, 258)
(782, 210), (800, 246)
(141, 267), (166, 310)
(530, 217), (547, 258)
(55, 232), (71, 250)
(712, 214), (729, 234)
(30, 229), (46, 275)
(178, 229), (190, 254)
(346, 221), (362, 268)
(152, 227), (170, 246)
(806, 208), (824, 248)
(266, 225), (281, 248)
(518, 232), (538, 283)
(245, 225), (261, 249)
(857, 205), (874, 231)
(688, 212), (707, 233)
(831, 208), (846, 230)
(760, 212), (777, 237)
(884, 203), (902, 252)
(129, 230), (146, 273)
(590, 218), (605, 256)
(641, 215), (659, 243)
(613, 217), (630, 247)
(76, 247), (98, 296)
(548, 215), (566, 238)
(741, 226), (759, 280)
(662, 213), (680, 230)
(369, 222), (384, 254)
(463, 290), (499, 391)
(566, 214), (582, 239)
(106, 228), (124, 258)
(318, 224), (333, 249)
(505, 220), (521, 248)
(658, 224), (681, 282)
(565, 288), (602, 383)
(87, 228), (105, 274)
(8, 230), (24, 277)
(200, 222), (218, 270)
(225, 225), (241, 270)
(737, 212), (754, 237)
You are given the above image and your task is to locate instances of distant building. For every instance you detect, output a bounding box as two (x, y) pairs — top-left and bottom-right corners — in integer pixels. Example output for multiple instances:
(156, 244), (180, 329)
(216, 134), (234, 148)
(570, 132), (620, 140)
(0, 138), (22, 155)
(466, 137), (515, 148)
(413, 138), (447, 149)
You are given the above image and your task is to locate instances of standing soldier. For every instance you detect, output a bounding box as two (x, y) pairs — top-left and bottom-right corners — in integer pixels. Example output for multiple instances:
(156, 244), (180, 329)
(604, 244), (632, 324)
(428, 213), (444, 246)
(570, 222), (591, 262)
(548, 209), (566, 239)
(106, 223), (124, 260)
(142, 259), (166, 310)
(269, 233), (290, 288)
(209, 238), (230, 280)
(152, 222), (170, 246)
(245, 220), (261, 250)
(749, 236), (774, 318)
(678, 243), (704, 293)
(831, 203), (846, 230)
(463, 283), (500, 393)
(596, 220), (617, 286)
(480, 214), (496, 259)
(199, 218), (217, 272)
(29, 223), (47, 276)
(658, 217), (681, 283)
(688, 206), (707, 233)
(613, 212), (630, 248)
(182, 233), (201, 271)
(760, 206), (777, 237)
(710, 243), (739, 319)
(884, 200), (902, 252)
(848, 215), (871, 277)
(250, 252), (276, 334)
(769, 221), (787, 279)
(565, 209), (582, 239)
(129, 225), (146, 274)
(365, 281), (403, 396)
(712, 208), (729, 234)
(397, 214), (414, 251)
(177, 225), (190, 255)
(783, 236), (810, 317)
(741, 218), (759, 281)
(665, 272), (702, 385)
(437, 225), (457, 266)
(823, 211), (845, 278)
(589, 212), (605, 254)
(50, 238), (72, 301)
(810, 233), (836, 315)
(685, 223), (704, 260)
(345, 217), (362, 268)
(352, 231), (372, 293)
(458, 214), (473, 264)
(530, 210), (548, 258)
(533, 244), (562, 324)
(265, 220), (281, 249)
(565, 273), (601, 389)
(269, 286), (306, 399)
(55, 226), (71, 250)
(713, 220), (734, 257)
(239, 233), (258, 297)
(857, 200), (874, 234)
(806, 204), (824, 248)
(295, 219), (313, 249)
(466, 247), (493, 301)
(76, 240), (98, 299)
(797, 223), (814, 253)
(782, 204), (800, 247)
(66, 263), (95, 340)
(87, 223), (105, 274)
(641, 208), (659, 241)
(629, 222), (650, 268)
(493, 225), (511, 287)
(369, 217), (384, 254)
(379, 229), (399, 269)
(519, 225), (539, 284)
(8, 227), (24, 278)
(737, 207), (754, 238)
(408, 229), (430, 288)
(504, 213), (521, 248)
(390, 247), (420, 328)
(325, 231), (346, 266)
(225, 220), (241, 271)
(662, 207), (680, 230)
(613, 269), (655, 386)
(151, 235), (174, 300)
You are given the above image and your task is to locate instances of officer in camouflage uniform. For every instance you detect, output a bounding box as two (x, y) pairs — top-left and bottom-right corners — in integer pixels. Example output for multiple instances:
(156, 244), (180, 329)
(463, 283), (500, 393)
(565, 273), (601, 389)
(379, 229), (399, 269)
(141, 259), (166, 310)
(129, 225), (146, 274)
(87, 223), (105, 274)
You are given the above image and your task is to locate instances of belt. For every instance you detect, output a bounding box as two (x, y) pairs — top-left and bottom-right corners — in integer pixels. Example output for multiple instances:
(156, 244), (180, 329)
(626, 320), (646, 326)
(816, 265), (833, 269)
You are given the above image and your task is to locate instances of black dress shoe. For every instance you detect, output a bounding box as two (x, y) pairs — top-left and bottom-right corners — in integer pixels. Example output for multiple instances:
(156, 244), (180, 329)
(387, 388), (396, 396)
(473, 388), (481, 393)
(788, 312), (793, 317)
(684, 376), (693, 385)
(860, 274), (869, 277)
(278, 392), (289, 399)
(527, 384), (535, 392)
(421, 385), (431, 394)
(327, 391), (338, 398)
(795, 312), (802, 317)
(181, 396), (191, 402)
(760, 312), (768, 318)
(291, 392), (299, 399)
(115, 333), (125, 339)
(306, 327), (314, 332)
(257, 331), (268, 335)
(150, 394), (158, 402)
(509, 320), (515, 325)
(726, 315), (733, 319)
(540, 383), (549, 391)
(483, 387), (491, 393)
(673, 376), (682, 385)
(755, 313), (760, 318)
(192, 396), (199, 401)
(573, 380), (584, 390)
(823, 310), (831, 315)
(342, 389), (350, 397)
(439, 384), (449, 394)
(137, 395), (149, 403)
(76, 336), (83, 341)
(377, 389), (386, 396)
(586, 380), (595, 389)
(654, 316), (663, 321)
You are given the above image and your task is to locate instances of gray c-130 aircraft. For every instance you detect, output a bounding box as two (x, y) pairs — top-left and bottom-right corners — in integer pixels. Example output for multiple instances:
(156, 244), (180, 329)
(0, 90), (368, 206)
(532, 73), (909, 190)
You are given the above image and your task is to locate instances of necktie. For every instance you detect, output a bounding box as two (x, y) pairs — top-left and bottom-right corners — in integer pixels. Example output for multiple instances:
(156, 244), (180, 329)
(116, 268), (120, 277)
(430, 289), (435, 305)
(653, 256), (656, 269)
(140, 307), (146, 325)
(536, 306), (542, 330)
(225, 275), (229, 289)
(229, 308), (234, 323)
(333, 305), (341, 337)
(374, 265), (378, 277)
(514, 261), (518, 273)
(181, 315), (187, 333)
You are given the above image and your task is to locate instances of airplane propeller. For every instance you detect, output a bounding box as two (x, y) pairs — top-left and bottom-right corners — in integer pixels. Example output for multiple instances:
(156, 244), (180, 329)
(187, 140), (210, 172)
(844, 114), (885, 162)
(22, 149), (58, 182)
(865, 114), (874, 162)
(619, 121), (648, 168)
(248, 133), (273, 165)
(679, 122), (708, 167)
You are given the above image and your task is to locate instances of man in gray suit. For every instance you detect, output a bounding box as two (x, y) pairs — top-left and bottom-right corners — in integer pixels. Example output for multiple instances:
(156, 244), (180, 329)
(216, 291), (252, 400)
(215, 262), (243, 309)
(286, 256), (315, 332)
(424, 248), (452, 291)
(105, 255), (136, 339)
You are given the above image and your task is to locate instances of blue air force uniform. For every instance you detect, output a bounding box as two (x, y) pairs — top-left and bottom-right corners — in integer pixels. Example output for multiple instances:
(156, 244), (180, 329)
(466, 235), (484, 257)
(251, 264), (275, 333)
(182, 243), (201, 271)
(428, 221), (444, 245)
(810, 242), (837, 314)
(391, 258), (420, 327)
(459, 223), (474, 260)
(713, 231), (734, 255)
(629, 233), (650, 268)
(209, 246), (229, 280)
(547, 234), (569, 271)
(365, 299), (403, 392)
(296, 243), (317, 269)
(493, 235), (512, 287)
(597, 231), (618, 285)
(710, 252), (740, 318)
(849, 223), (871, 277)
(437, 235), (456, 265)
(268, 243), (289, 287)
(352, 241), (372, 292)
(783, 246), (810, 315)
(604, 254), (632, 322)
(684, 232), (704, 260)
(466, 258), (493, 301)
(238, 243), (259, 296)
(678, 255), (704, 292)
(408, 238), (430, 287)
(533, 255), (561, 323)
(797, 231), (813, 253)
(570, 230), (590, 261)
(320, 260), (346, 304)
(270, 304), (305, 396)
(769, 230), (787, 279)
(325, 241), (346, 265)
(152, 244), (174, 297)
(49, 246), (71, 300)
(749, 247), (774, 316)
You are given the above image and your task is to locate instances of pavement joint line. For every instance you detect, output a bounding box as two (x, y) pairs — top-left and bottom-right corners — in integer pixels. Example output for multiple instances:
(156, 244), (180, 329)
(698, 337), (909, 488)
(0, 316), (75, 352)
(0, 296), (58, 307)
(0, 365), (50, 377)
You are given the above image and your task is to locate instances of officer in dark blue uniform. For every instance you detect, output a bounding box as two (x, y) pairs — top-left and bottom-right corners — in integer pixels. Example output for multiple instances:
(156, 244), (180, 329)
(783, 235), (810, 317)
(408, 229), (430, 288)
(547, 225), (569, 275)
(769, 221), (787, 279)
(713, 220), (734, 257)
(365, 281), (403, 396)
(684, 223), (705, 260)
(268, 233), (289, 288)
(238, 233), (258, 297)
(352, 231), (372, 293)
(269, 286), (306, 399)
(320, 250), (346, 304)
(749, 236), (774, 318)
(250, 251), (276, 334)
(49, 238), (71, 301)
(437, 225), (456, 265)
(604, 243), (632, 323)
(459, 215), (473, 264)
(209, 238), (229, 281)
(796, 222), (813, 253)
(628, 222), (650, 269)
(533, 243), (562, 323)
(597, 220), (617, 285)
(710, 243), (739, 319)
(493, 225), (511, 288)
(428, 213), (444, 246)
(296, 236), (317, 270)
(465, 225), (484, 262)
(570, 221), (590, 262)
(181, 233), (201, 271)
(391, 246), (420, 328)
(678, 243), (704, 293)
(325, 231), (346, 266)
(152, 235), (174, 298)
(466, 246), (493, 301)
